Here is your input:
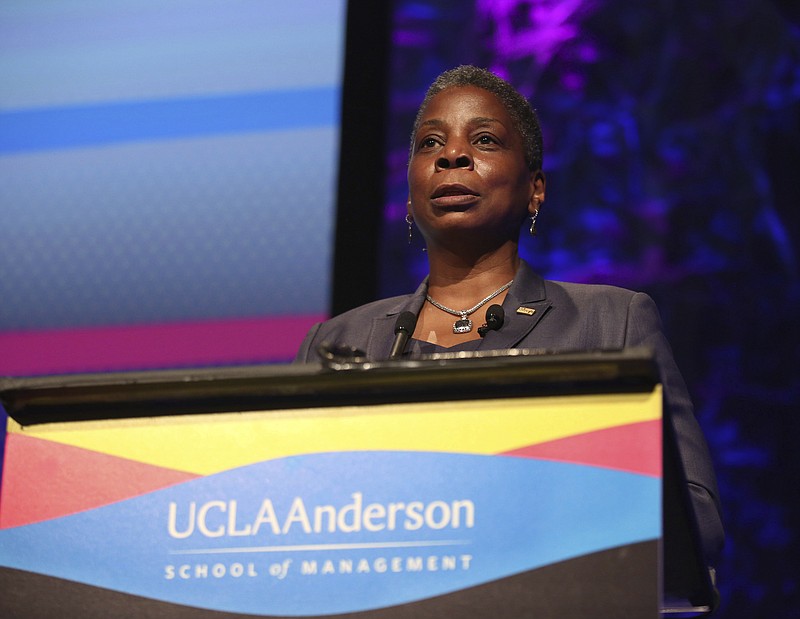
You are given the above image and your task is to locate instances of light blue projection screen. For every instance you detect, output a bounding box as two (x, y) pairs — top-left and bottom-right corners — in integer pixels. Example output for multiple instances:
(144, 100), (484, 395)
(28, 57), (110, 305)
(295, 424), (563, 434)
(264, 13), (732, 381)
(0, 1), (346, 372)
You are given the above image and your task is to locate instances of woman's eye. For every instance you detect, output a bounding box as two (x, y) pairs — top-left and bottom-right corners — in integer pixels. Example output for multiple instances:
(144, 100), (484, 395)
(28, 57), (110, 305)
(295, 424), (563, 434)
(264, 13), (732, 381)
(419, 137), (438, 149)
(476, 134), (497, 145)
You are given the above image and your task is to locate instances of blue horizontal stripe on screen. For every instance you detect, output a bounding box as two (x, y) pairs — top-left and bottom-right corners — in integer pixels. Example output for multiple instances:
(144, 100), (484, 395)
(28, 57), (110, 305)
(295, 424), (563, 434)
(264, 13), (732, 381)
(0, 87), (338, 154)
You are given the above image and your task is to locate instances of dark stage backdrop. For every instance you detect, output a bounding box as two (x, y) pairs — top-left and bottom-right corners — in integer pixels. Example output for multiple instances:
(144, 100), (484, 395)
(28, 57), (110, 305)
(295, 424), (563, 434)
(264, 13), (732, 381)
(370, 1), (799, 617)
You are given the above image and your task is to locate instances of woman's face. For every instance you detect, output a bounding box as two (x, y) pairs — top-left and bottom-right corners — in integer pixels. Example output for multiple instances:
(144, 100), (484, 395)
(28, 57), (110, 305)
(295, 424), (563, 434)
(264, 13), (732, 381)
(407, 86), (542, 247)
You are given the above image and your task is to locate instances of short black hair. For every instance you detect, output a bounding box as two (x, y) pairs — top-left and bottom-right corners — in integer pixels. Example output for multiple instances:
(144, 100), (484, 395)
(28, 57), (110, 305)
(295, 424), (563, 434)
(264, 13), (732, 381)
(409, 65), (543, 171)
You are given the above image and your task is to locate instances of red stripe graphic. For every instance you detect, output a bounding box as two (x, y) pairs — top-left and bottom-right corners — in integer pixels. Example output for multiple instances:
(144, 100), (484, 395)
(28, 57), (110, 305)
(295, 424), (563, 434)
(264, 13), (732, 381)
(0, 434), (199, 529)
(500, 420), (661, 477)
(0, 420), (660, 529)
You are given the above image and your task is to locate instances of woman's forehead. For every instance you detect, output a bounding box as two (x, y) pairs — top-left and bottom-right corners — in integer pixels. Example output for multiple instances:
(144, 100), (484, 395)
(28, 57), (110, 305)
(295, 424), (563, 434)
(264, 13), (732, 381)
(416, 86), (521, 148)
(421, 86), (509, 121)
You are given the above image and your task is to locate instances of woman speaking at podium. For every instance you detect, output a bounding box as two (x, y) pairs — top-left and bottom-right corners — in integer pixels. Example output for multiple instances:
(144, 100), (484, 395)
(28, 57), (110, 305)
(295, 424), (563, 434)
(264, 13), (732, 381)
(295, 66), (723, 567)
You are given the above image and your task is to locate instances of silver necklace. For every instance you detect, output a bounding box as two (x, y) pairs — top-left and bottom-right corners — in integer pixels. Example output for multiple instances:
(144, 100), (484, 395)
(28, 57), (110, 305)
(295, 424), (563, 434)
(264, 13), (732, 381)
(426, 280), (513, 334)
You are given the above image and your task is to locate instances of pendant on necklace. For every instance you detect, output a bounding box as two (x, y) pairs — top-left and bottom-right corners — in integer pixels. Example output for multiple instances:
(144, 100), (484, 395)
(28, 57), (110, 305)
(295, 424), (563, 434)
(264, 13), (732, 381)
(453, 316), (473, 334)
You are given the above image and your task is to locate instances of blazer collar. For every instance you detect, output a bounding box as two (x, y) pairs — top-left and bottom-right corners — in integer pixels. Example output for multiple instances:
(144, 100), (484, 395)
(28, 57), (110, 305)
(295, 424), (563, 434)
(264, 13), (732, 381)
(479, 260), (552, 351)
(366, 279), (429, 360)
(367, 260), (552, 359)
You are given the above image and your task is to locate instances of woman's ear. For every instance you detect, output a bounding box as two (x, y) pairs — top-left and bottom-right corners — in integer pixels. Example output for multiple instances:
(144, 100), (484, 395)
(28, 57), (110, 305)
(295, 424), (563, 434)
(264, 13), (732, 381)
(528, 170), (546, 216)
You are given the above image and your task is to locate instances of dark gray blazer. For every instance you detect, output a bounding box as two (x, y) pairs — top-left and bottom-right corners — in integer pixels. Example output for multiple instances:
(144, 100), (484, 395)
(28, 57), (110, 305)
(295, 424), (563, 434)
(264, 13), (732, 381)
(296, 260), (724, 563)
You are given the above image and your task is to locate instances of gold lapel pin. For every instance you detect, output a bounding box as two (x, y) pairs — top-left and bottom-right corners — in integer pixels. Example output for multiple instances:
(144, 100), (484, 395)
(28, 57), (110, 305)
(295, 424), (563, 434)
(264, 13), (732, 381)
(516, 307), (536, 316)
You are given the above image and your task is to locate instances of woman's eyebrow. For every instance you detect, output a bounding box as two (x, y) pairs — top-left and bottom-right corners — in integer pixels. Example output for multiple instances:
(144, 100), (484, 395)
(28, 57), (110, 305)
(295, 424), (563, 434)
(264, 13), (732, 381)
(419, 117), (504, 129)
(418, 118), (444, 129)
(471, 116), (503, 127)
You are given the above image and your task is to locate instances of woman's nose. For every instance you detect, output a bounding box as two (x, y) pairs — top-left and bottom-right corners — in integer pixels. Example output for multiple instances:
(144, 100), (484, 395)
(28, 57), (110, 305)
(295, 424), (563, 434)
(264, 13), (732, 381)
(435, 144), (473, 170)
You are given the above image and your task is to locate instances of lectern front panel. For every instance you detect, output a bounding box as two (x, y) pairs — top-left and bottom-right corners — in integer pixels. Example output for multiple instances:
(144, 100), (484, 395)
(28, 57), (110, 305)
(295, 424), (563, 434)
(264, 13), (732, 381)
(0, 361), (662, 619)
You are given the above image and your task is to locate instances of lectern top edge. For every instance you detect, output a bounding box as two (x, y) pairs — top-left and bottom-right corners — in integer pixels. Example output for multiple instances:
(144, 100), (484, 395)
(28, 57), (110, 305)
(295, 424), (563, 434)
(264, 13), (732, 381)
(0, 348), (659, 426)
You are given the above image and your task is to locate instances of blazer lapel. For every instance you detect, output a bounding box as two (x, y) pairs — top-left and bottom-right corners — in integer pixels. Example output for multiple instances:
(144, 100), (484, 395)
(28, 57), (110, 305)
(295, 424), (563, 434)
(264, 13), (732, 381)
(367, 263), (550, 358)
(479, 261), (552, 351)
(366, 279), (428, 360)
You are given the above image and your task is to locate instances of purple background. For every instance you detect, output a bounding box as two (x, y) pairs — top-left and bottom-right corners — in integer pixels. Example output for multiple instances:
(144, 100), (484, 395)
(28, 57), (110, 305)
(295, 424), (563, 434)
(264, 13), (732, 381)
(378, 1), (799, 616)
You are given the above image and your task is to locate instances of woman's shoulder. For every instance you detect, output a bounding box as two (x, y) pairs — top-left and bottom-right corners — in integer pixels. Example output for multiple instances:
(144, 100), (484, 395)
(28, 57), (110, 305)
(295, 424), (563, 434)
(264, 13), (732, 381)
(295, 293), (418, 362)
(312, 293), (418, 335)
(544, 279), (644, 303)
(541, 279), (660, 321)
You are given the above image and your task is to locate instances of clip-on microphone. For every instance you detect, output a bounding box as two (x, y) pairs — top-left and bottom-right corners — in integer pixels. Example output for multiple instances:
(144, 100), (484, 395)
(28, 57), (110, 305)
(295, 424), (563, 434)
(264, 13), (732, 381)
(477, 304), (504, 337)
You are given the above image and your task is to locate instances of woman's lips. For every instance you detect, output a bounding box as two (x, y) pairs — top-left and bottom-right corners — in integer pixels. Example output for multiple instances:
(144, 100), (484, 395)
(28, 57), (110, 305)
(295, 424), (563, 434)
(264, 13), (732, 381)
(431, 193), (480, 208)
(430, 184), (479, 208)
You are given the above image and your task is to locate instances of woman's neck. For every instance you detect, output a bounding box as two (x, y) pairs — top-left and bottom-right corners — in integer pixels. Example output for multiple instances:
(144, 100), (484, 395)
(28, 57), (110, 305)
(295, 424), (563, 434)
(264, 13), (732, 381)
(413, 246), (519, 348)
(425, 242), (520, 305)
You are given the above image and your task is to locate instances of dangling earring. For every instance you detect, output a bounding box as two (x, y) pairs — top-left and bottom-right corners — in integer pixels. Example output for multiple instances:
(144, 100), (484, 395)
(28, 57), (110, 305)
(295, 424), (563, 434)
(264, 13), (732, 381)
(529, 209), (539, 237)
(406, 214), (414, 244)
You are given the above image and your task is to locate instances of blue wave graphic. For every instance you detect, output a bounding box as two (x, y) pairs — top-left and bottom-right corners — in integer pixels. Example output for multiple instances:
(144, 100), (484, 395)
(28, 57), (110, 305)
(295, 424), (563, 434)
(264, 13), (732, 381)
(0, 87), (338, 154)
(0, 452), (659, 616)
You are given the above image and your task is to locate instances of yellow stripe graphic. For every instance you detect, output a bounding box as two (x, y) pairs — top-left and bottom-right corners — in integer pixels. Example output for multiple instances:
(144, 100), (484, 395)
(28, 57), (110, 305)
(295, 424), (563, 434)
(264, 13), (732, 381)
(8, 389), (660, 475)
